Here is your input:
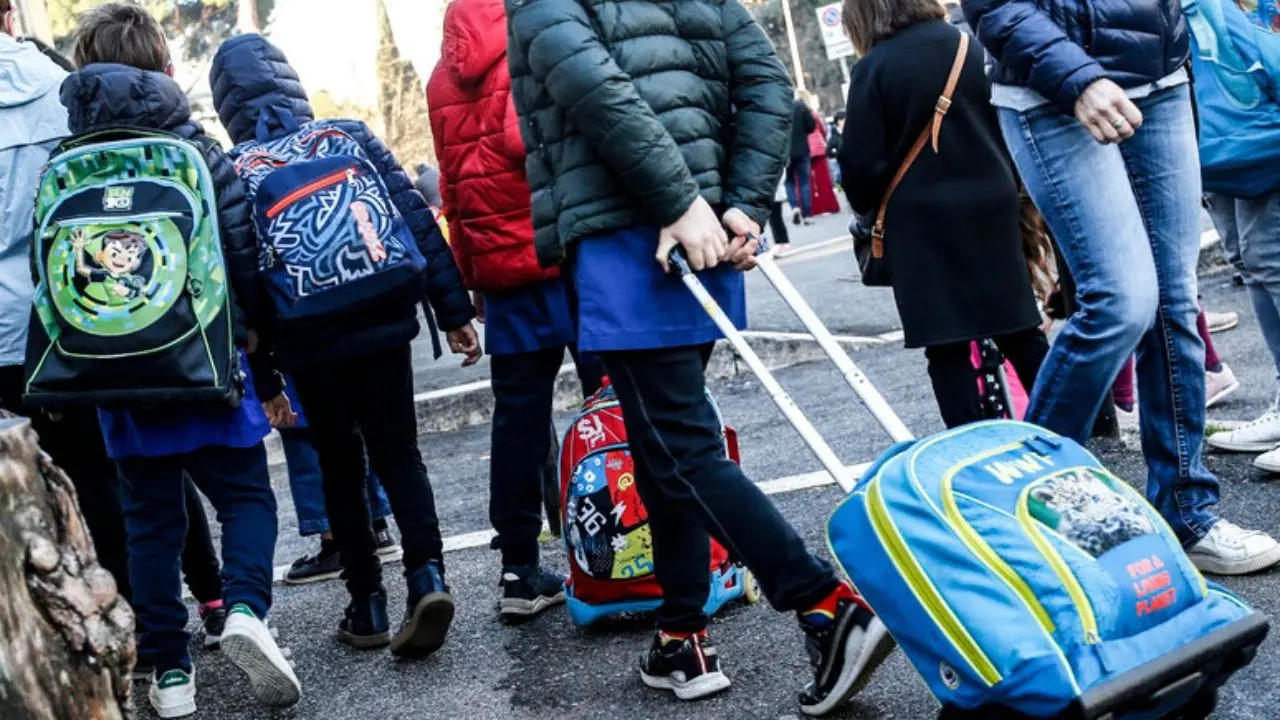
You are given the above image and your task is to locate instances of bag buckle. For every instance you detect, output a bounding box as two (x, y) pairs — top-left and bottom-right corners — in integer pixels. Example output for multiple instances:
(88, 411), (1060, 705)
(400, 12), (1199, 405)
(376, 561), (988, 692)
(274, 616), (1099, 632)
(936, 96), (952, 115)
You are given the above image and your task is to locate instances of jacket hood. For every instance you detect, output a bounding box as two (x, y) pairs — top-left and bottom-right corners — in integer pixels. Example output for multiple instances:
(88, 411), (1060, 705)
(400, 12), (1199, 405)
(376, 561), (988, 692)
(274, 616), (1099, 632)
(210, 33), (314, 145)
(0, 34), (66, 109)
(441, 0), (509, 86)
(61, 64), (194, 135)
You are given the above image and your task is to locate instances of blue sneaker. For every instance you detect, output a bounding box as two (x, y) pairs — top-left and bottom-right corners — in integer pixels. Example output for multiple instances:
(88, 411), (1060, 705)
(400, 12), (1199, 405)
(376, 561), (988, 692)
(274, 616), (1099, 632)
(390, 561), (455, 658)
(336, 589), (392, 650)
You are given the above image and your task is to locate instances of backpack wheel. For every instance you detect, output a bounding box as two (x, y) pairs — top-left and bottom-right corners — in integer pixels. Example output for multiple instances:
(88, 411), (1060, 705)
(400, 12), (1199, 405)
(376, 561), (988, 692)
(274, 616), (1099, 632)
(742, 568), (762, 605)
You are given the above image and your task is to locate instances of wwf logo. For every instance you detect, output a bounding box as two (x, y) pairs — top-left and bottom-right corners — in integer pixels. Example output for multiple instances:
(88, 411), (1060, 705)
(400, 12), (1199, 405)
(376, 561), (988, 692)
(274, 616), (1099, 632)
(103, 186), (134, 212)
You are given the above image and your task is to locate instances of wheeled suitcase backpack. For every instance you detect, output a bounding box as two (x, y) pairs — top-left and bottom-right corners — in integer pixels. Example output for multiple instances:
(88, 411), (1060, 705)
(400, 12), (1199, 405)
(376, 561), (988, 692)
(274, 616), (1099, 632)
(559, 379), (760, 625)
(671, 247), (1268, 719)
(25, 128), (239, 409)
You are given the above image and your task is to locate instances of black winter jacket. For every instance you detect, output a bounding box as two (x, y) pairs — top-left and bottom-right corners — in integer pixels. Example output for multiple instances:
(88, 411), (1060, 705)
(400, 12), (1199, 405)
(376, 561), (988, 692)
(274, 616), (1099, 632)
(209, 34), (475, 369)
(60, 63), (282, 400)
(506, 0), (793, 267)
(789, 100), (816, 159)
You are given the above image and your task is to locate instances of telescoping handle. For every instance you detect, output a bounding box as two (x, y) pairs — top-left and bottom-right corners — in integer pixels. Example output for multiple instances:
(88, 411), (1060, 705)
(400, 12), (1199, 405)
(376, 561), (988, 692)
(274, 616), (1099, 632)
(755, 252), (914, 444)
(668, 250), (858, 493)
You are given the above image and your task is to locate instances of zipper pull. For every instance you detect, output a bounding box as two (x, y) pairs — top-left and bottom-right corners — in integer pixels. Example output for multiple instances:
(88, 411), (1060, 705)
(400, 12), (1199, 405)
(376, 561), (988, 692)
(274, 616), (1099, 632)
(346, 168), (357, 186)
(1023, 435), (1062, 455)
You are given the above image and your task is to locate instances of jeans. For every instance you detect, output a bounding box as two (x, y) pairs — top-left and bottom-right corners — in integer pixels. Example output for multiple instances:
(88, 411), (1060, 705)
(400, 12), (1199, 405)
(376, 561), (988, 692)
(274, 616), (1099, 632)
(279, 427), (392, 537)
(1000, 84), (1219, 544)
(785, 154), (813, 218)
(291, 344), (443, 598)
(1207, 191), (1280, 387)
(491, 346), (604, 568)
(601, 344), (839, 632)
(118, 444), (277, 672)
(924, 328), (1049, 429)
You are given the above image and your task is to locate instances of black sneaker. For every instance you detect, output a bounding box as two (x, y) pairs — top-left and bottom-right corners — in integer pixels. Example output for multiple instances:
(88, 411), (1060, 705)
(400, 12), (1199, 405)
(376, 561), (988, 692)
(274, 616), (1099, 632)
(390, 561), (455, 658)
(639, 631), (731, 701)
(199, 602), (228, 650)
(284, 542), (342, 585)
(336, 589), (392, 650)
(798, 595), (896, 717)
(374, 527), (403, 561)
(498, 565), (566, 622)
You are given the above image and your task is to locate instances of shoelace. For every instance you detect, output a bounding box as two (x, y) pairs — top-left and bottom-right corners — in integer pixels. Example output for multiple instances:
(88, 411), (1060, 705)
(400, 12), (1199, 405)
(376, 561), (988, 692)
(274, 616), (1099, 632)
(1212, 520), (1265, 546)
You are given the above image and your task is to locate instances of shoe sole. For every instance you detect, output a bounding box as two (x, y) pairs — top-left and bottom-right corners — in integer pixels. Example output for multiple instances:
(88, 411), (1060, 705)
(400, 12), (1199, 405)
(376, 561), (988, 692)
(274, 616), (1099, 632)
(499, 591), (566, 622)
(149, 694), (196, 719)
(1256, 455), (1280, 474)
(336, 628), (392, 649)
(801, 617), (896, 717)
(390, 592), (455, 658)
(203, 634), (221, 650)
(1206, 380), (1241, 409)
(1207, 437), (1279, 453)
(1190, 544), (1280, 576)
(221, 620), (302, 708)
(1208, 319), (1240, 334)
(377, 546), (404, 563)
(283, 569), (343, 586)
(641, 669), (732, 701)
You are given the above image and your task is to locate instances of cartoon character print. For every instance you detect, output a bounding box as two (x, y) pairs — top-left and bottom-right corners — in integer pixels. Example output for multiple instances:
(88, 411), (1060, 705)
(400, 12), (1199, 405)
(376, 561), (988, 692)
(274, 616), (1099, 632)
(350, 200), (387, 262)
(71, 228), (148, 305)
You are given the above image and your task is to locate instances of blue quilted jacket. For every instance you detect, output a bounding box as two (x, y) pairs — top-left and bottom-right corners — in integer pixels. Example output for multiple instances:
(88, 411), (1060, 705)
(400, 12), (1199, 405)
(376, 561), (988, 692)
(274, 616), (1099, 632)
(210, 34), (474, 369)
(961, 0), (1190, 115)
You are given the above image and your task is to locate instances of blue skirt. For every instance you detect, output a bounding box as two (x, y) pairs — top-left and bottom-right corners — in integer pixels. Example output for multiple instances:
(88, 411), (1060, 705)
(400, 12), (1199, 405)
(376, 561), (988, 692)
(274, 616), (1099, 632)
(572, 226), (746, 352)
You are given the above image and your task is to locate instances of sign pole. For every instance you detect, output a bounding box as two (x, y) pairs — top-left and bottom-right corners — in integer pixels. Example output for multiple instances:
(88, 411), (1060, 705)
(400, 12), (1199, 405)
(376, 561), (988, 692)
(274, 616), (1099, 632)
(780, 0), (806, 92)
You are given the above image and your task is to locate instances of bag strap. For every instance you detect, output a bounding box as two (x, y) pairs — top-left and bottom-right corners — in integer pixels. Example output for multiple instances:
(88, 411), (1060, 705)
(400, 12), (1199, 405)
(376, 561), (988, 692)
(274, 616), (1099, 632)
(871, 31), (969, 259)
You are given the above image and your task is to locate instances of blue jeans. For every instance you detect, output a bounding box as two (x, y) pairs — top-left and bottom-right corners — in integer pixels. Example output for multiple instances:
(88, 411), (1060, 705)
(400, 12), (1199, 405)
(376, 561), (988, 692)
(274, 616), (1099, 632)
(280, 427), (392, 536)
(118, 443), (277, 672)
(785, 154), (812, 218)
(1000, 84), (1219, 544)
(1207, 192), (1280, 387)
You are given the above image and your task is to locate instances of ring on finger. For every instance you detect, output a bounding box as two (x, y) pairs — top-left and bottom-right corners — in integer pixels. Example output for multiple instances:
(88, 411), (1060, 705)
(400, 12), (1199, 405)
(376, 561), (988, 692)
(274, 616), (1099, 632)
(1110, 118), (1127, 130)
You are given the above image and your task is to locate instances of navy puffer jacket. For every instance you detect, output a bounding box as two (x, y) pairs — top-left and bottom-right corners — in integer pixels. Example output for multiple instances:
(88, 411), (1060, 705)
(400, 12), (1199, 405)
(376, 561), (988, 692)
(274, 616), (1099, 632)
(210, 35), (475, 369)
(60, 63), (282, 400)
(961, 0), (1190, 115)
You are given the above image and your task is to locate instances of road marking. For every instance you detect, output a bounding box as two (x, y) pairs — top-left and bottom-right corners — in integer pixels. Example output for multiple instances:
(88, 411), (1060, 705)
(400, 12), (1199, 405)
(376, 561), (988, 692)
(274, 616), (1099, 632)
(877, 330), (904, 343)
(739, 330), (884, 346)
(264, 460), (873, 585)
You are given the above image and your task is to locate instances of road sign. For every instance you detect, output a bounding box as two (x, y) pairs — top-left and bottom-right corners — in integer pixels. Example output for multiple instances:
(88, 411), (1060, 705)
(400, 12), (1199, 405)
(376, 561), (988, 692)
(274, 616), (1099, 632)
(816, 3), (854, 61)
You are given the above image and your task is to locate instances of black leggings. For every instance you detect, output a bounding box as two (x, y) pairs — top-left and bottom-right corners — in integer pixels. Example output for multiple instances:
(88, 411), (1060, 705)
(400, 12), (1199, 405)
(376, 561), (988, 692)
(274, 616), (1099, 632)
(924, 328), (1050, 429)
(768, 201), (791, 246)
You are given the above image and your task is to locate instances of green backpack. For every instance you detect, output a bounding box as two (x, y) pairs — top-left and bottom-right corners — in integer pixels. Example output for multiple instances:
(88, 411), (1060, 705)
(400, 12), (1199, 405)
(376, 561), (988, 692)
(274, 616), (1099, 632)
(24, 128), (240, 410)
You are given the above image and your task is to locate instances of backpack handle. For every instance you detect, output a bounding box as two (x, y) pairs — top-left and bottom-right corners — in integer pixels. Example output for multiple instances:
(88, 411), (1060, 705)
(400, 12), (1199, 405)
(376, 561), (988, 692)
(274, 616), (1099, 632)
(255, 106), (301, 143)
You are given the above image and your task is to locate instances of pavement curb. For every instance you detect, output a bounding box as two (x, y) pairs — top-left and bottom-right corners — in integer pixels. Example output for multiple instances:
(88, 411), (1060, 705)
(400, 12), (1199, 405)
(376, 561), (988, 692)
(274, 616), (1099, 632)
(264, 331), (887, 466)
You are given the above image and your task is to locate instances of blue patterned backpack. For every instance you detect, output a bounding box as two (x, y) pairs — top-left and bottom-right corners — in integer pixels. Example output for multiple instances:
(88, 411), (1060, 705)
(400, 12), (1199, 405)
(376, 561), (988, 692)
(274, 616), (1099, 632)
(229, 121), (426, 321)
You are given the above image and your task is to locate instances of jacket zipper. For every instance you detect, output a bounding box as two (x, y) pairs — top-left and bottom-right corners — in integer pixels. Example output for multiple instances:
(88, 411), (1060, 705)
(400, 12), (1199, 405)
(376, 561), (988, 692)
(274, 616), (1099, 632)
(866, 478), (1001, 687)
(266, 168), (357, 219)
(1016, 470), (1101, 645)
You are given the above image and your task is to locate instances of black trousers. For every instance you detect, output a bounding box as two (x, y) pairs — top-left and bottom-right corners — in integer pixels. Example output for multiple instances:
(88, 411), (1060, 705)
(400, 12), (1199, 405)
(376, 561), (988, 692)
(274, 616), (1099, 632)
(490, 346), (604, 568)
(181, 479), (224, 605)
(601, 344), (839, 633)
(768, 201), (791, 247)
(292, 344), (442, 597)
(923, 328), (1050, 429)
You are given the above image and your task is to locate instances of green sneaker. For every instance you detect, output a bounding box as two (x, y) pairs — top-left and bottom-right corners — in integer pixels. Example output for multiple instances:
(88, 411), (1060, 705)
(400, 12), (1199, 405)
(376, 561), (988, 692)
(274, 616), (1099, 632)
(148, 668), (196, 719)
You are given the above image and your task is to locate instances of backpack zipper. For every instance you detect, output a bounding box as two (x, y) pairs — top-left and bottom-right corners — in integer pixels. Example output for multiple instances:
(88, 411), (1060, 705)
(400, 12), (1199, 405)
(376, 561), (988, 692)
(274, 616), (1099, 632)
(266, 167), (358, 219)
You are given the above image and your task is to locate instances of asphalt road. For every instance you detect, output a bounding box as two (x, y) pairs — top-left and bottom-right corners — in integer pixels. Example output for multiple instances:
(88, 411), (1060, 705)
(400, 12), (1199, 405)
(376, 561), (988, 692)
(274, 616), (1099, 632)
(155, 254), (1280, 719)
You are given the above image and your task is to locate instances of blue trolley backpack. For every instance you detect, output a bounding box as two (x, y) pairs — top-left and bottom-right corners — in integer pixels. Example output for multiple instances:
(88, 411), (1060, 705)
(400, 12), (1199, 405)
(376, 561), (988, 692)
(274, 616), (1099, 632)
(667, 248), (1269, 720)
(228, 120), (426, 325)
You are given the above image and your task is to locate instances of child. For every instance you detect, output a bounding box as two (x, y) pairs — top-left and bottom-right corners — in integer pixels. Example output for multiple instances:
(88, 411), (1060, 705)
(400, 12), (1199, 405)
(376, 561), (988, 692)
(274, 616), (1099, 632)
(211, 34), (481, 658)
(65, 5), (301, 717)
(506, 1), (892, 714)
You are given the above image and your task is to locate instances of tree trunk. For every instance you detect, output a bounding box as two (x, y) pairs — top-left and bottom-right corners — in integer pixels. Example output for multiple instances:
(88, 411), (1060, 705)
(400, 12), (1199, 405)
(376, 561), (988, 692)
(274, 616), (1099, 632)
(0, 415), (135, 720)
(238, 0), (261, 33)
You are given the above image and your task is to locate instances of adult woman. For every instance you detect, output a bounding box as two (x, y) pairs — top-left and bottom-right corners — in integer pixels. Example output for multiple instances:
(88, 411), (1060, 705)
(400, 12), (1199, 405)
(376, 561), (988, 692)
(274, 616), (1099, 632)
(804, 93), (840, 216)
(962, 0), (1280, 574)
(838, 0), (1047, 429)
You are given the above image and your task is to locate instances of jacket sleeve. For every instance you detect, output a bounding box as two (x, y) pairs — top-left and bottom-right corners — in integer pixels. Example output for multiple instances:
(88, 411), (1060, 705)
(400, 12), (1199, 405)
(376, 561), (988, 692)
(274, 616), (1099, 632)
(961, 0), (1106, 115)
(802, 107), (816, 134)
(426, 91), (475, 289)
(508, 0), (701, 226)
(338, 121), (476, 332)
(836, 63), (891, 217)
(720, 0), (794, 230)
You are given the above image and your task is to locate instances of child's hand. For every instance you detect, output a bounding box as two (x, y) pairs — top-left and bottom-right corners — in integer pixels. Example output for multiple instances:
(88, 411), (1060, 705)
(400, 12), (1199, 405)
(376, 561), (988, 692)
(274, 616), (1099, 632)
(472, 292), (486, 324)
(262, 394), (298, 428)
(656, 196), (728, 272)
(722, 208), (761, 272)
(448, 324), (483, 367)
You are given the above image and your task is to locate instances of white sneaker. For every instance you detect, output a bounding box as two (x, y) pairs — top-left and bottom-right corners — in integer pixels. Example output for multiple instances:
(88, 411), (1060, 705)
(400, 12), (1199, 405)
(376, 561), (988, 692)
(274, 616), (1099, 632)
(1205, 363), (1241, 409)
(1206, 408), (1280, 452)
(1205, 310), (1240, 334)
(149, 668), (196, 719)
(1255, 446), (1280, 474)
(1186, 520), (1280, 576)
(220, 604), (302, 708)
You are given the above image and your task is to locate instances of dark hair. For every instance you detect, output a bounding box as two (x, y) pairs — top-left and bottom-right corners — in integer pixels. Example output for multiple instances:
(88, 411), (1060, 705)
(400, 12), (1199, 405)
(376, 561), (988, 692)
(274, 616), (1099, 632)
(834, 110), (847, 123)
(842, 0), (947, 55)
(0, 1), (11, 16)
(72, 2), (170, 72)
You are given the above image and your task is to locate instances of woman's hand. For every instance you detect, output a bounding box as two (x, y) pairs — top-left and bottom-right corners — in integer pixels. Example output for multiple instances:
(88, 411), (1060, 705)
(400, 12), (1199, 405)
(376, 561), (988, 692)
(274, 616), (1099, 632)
(1074, 79), (1143, 144)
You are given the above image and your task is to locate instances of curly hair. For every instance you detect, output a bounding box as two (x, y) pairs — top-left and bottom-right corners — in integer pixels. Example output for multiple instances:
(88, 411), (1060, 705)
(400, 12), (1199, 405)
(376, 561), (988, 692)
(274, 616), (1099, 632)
(1019, 189), (1058, 305)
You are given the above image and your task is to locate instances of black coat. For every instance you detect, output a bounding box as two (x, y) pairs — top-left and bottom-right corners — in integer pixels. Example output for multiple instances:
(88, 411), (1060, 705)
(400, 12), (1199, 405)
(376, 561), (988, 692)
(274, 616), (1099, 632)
(60, 63), (282, 399)
(506, 0), (793, 267)
(838, 20), (1041, 349)
(789, 100), (816, 159)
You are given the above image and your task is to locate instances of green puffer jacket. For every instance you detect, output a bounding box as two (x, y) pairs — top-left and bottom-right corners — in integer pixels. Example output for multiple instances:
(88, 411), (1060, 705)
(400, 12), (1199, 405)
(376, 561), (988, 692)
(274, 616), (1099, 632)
(506, 0), (793, 267)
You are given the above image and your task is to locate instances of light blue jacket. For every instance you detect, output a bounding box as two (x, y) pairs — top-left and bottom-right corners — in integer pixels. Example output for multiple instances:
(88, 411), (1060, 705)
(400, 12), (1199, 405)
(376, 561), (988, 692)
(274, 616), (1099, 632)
(0, 35), (68, 367)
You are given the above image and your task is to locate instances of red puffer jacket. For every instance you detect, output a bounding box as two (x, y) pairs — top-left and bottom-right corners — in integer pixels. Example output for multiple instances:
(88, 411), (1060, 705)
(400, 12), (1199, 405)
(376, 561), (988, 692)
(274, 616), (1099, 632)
(427, 0), (555, 292)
